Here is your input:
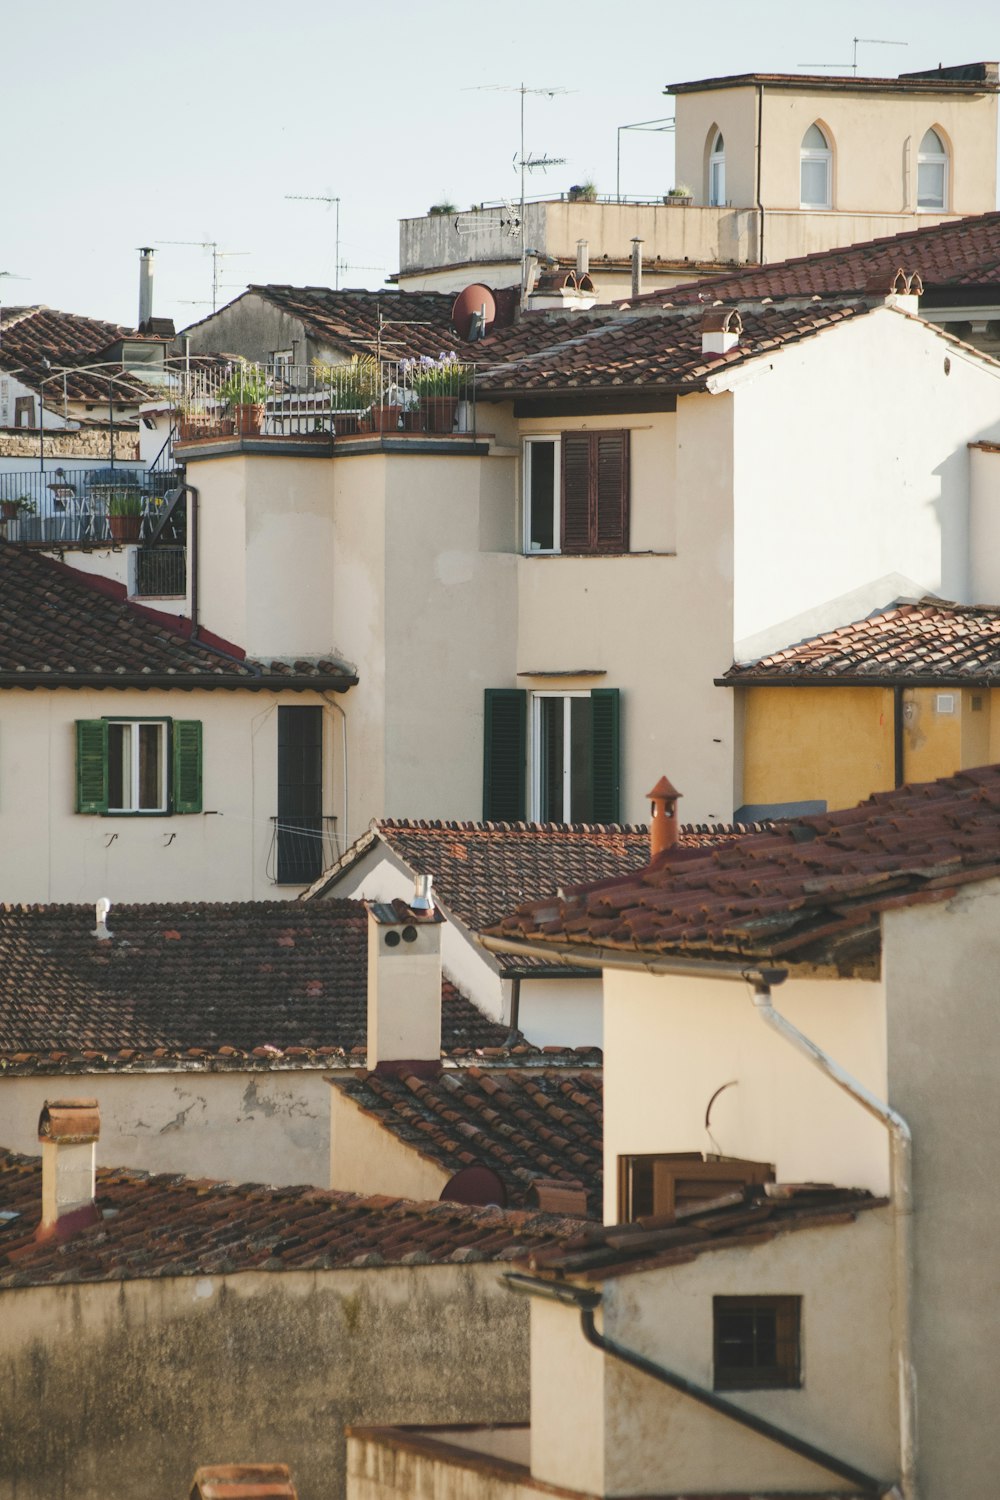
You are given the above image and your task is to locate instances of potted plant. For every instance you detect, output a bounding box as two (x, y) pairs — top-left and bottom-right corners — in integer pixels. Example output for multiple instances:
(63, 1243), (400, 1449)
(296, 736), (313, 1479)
(567, 182), (598, 203)
(1, 495), (36, 522)
(404, 352), (470, 433)
(219, 361), (272, 436)
(664, 184), (693, 206)
(315, 357), (379, 435)
(107, 490), (144, 544)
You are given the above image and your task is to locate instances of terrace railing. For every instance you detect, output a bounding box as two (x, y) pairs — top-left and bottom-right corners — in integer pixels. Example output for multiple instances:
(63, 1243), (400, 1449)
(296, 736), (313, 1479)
(0, 466), (178, 546)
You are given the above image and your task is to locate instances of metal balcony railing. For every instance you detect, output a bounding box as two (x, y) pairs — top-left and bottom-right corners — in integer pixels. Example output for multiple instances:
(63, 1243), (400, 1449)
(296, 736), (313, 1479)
(0, 465), (182, 546)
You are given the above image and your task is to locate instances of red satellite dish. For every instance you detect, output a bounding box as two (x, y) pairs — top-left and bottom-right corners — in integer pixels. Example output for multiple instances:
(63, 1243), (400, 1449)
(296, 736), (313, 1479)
(440, 1165), (508, 1207)
(451, 284), (497, 343)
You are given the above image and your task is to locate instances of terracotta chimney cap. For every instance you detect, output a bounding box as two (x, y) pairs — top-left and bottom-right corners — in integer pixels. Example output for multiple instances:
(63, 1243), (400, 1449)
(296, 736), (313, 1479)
(38, 1099), (100, 1144)
(701, 307), (742, 336)
(647, 775), (682, 803)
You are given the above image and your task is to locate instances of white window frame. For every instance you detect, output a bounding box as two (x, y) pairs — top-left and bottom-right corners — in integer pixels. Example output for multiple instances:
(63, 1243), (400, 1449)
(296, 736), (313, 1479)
(800, 128), (832, 210)
(523, 435), (561, 554)
(530, 690), (589, 821)
(107, 719), (169, 813)
(917, 131), (949, 212)
(709, 135), (726, 207)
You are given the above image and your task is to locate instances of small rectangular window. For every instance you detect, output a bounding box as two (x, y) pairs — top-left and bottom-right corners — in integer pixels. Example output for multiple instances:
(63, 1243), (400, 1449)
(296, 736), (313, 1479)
(522, 431), (629, 556)
(524, 438), (559, 552)
(107, 720), (167, 812)
(76, 719), (202, 815)
(917, 160), (946, 211)
(714, 1296), (801, 1390)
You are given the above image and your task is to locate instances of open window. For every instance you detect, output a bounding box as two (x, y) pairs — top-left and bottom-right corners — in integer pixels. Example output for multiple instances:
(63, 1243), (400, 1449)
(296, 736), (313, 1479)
(483, 687), (620, 823)
(76, 718), (202, 815)
(618, 1152), (775, 1222)
(917, 127), (949, 211)
(800, 123), (832, 209)
(709, 131), (726, 206)
(523, 431), (629, 555)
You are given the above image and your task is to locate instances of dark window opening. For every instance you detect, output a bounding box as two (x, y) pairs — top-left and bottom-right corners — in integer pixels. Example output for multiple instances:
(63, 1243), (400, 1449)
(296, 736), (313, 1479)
(714, 1296), (801, 1390)
(277, 705), (324, 883)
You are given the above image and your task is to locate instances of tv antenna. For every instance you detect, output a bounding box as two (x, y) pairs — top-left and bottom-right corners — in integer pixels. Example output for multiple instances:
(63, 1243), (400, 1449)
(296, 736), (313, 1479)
(156, 240), (249, 312)
(616, 116), (675, 203)
(799, 37), (907, 76)
(469, 83), (571, 302)
(285, 193), (346, 290)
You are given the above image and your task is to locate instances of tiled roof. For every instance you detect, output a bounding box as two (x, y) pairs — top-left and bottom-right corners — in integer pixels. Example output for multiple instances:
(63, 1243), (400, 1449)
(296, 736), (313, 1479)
(0, 305), (147, 403)
(0, 1150), (584, 1287)
(724, 597), (1000, 682)
(667, 66), (999, 95)
(0, 900), (514, 1072)
(475, 301), (874, 394)
(246, 287), (460, 361)
(628, 211), (1000, 307)
(306, 819), (765, 973)
(333, 1067), (603, 1217)
(0, 547), (355, 688)
(517, 1182), (885, 1282)
(483, 766), (1000, 974)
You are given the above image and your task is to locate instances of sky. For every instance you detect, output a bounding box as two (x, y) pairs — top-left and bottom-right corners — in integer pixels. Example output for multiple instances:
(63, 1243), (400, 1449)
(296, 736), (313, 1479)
(3, 0), (998, 330)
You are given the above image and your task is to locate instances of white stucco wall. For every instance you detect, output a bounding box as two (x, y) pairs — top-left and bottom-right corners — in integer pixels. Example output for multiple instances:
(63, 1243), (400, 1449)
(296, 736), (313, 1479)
(530, 1209), (896, 1496)
(0, 686), (340, 903)
(601, 969), (889, 1224)
(329, 1085), (450, 1200)
(968, 442), (1000, 602)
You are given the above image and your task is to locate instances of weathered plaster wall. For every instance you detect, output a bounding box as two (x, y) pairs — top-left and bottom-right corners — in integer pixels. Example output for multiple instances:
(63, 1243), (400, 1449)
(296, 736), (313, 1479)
(882, 877), (1000, 1499)
(0, 1070), (333, 1187)
(181, 295), (309, 364)
(0, 1263), (529, 1500)
(329, 1085), (450, 1200)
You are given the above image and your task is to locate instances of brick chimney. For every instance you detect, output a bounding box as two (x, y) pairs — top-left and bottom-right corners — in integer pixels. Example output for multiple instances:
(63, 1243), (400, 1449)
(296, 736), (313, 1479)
(701, 308), (742, 357)
(366, 878), (445, 1075)
(190, 1465), (297, 1500)
(647, 775), (682, 858)
(37, 1099), (101, 1243)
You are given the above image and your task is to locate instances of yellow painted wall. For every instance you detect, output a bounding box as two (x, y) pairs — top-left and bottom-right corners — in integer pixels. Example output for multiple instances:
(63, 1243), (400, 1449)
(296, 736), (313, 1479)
(741, 684), (998, 813)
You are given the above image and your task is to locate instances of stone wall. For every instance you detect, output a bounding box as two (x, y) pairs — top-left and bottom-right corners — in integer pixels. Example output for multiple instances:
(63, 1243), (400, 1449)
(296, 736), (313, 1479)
(0, 428), (139, 459)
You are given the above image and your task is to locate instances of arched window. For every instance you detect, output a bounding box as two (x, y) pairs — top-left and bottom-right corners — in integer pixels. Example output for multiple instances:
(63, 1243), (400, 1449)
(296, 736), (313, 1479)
(709, 131), (726, 206)
(800, 123), (832, 209)
(918, 128), (948, 211)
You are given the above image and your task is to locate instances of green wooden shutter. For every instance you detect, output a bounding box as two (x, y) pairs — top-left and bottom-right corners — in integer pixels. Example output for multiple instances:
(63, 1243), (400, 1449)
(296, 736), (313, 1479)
(560, 433), (592, 554)
(76, 720), (109, 814)
(594, 431), (629, 553)
(483, 689), (526, 821)
(172, 720), (203, 813)
(590, 688), (621, 823)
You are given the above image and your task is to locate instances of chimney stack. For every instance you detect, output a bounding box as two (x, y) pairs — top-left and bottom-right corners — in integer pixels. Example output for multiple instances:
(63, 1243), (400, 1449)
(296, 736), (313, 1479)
(576, 239), (590, 278)
(874, 267), (923, 314)
(37, 1099), (101, 1243)
(138, 247), (155, 328)
(366, 878), (445, 1075)
(630, 237), (644, 299)
(701, 307), (743, 357)
(190, 1465), (297, 1500)
(647, 775), (682, 859)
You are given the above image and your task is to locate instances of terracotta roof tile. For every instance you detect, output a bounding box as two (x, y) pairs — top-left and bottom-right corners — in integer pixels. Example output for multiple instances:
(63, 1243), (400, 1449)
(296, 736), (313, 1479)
(334, 1067), (602, 1217)
(0, 900), (512, 1071)
(0, 305), (140, 402)
(484, 766), (1000, 972)
(725, 597), (1000, 682)
(0, 1150), (582, 1287)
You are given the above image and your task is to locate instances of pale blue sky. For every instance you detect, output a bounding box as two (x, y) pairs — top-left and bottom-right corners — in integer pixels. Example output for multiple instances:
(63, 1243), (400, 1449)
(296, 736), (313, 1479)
(3, 0), (998, 328)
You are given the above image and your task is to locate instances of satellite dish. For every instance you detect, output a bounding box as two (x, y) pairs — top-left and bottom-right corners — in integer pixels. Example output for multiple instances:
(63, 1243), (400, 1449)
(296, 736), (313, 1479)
(452, 283), (497, 343)
(440, 1164), (508, 1207)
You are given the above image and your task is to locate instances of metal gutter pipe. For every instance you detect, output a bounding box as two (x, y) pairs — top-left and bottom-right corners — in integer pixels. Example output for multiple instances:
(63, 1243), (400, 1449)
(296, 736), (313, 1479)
(756, 83), (765, 264)
(749, 982), (915, 1500)
(506, 1273), (889, 1496)
(479, 933), (787, 989)
(893, 685), (905, 788)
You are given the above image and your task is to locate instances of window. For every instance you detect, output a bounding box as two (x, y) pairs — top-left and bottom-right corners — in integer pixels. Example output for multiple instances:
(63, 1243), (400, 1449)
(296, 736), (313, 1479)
(276, 705), (324, 884)
(483, 687), (620, 823)
(714, 1296), (801, 1390)
(76, 719), (202, 815)
(800, 123), (832, 209)
(709, 131), (726, 206)
(618, 1152), (775, 1223)
(917, 128), (948, 211)
(523, 431), (629, 555)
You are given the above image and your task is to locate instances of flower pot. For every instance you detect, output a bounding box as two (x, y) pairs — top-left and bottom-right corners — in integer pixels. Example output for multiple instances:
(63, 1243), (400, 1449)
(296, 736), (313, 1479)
(234, 403), (266, 436)
(333, 412), (365, 436)
(664, 194), (692, 207)
(1, 502), (20, 521)
(371, 404), (401, 433)
(420, 396), (458, 434)
(177, 416), (234, 441)
(109, 514), (142, 544)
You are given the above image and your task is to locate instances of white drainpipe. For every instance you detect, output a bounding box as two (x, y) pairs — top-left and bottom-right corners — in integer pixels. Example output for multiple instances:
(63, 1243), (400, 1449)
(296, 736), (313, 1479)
(750, 982), (915, 1500)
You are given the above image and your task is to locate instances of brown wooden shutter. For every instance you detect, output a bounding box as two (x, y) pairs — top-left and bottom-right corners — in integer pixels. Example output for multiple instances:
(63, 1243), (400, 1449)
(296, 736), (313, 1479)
(560, 433), (592, 554)
(594, 431), (629, 553)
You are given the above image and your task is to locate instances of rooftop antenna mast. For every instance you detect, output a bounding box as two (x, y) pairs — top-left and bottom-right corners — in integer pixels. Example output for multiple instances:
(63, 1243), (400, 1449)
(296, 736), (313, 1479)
(156, 240), (250, 312)
(285, 194), (342, 290)
(799, 37), (907, 76)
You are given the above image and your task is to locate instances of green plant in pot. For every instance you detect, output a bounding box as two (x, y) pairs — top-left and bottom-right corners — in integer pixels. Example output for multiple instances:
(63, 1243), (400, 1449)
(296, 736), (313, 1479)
(315, 356), (380, 434)
(402, 352), (471, 432)
(1, 495), (37, 521)
(219, 360), (272, 436)
(107, 489), (144, 544)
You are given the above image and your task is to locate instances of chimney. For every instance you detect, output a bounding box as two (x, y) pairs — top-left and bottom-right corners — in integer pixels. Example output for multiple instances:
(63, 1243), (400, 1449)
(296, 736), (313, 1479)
(190, 1465), (297, 1500)
(630, 237), (644, 299)
(647, 775), (682, 859)
(138, 247), (155, 329)
(366, 878), (445, 1075)
(37, 1099), (101, 1243)
(873, 267), (923, 314)
(576, 239), (590, 277)
(701, 307), (743, 357)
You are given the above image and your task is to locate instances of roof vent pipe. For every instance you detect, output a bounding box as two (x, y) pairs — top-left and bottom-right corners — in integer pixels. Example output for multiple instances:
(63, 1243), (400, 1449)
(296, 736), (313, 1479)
(630, 238), (643, 299)
(701, 307), (743, 356)
(138, 247), (155, 327)
(410, 874), (435, 913)
(93, 897), (112, 940)
(647, 775), (682, 859)
(576, 239), (590, 277)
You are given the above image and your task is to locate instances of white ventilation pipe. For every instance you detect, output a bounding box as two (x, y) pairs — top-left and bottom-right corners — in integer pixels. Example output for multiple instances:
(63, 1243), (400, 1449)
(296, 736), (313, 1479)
(750, 982), (915, 1500)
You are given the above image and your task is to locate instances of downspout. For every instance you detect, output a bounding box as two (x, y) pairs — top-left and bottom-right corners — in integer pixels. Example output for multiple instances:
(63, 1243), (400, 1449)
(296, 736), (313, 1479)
(506, 1274), (889, 1496)
(893, 686), (905, 788)
(750, 981), (915, 1500)
(756, 84), (765, 265)
(186, 481), (199, 641)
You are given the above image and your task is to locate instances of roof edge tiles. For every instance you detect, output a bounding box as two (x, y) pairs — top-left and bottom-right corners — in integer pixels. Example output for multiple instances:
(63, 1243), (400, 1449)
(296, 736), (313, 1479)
(666, 66), (1000, 95)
